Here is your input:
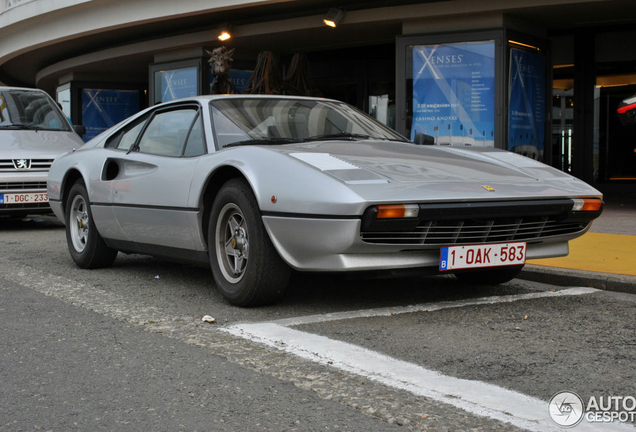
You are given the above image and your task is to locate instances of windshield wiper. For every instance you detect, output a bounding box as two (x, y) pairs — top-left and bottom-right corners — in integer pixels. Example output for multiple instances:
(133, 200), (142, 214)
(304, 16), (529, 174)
(225, 137), (302, 148)
(0, 124), (45, 131)
(379, 137), (411, 143)
(303, 132), (370, 141)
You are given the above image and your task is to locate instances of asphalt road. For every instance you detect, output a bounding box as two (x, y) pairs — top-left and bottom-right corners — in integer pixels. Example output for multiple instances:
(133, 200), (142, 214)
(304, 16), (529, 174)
(1, 217), (635, 431)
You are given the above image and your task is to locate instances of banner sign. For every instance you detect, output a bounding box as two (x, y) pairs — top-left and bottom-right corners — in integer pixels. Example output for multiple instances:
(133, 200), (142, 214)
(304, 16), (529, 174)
(229, 70), (253, 93)
(208, 68), (254, 93)
(81, 89), (140, 142)
(411, 41), (496, 146)
(160, 67), (198, 102)
(208, 69), (254, 93)
(508, 48), (546, 158)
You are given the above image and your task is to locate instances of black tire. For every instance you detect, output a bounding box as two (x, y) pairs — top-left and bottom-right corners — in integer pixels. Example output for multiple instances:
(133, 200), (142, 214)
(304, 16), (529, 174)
(208, 179), (290, 307)
(65, 180), (118, 269)
(454, 265), (524, 285)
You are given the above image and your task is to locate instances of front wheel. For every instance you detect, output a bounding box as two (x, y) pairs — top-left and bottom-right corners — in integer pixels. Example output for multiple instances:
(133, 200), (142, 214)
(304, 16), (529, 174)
(65, 180), (118, 269)
(208, 179), (290, 306)
(453, 265), (524, 285)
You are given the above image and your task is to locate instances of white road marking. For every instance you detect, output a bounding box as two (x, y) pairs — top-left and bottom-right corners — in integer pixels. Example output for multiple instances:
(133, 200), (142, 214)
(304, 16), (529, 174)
(270, 287), (599, 326)
(224, 287), (632, 432)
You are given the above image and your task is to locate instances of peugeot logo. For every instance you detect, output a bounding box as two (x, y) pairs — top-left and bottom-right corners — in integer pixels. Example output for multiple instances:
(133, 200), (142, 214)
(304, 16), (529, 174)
(13, 159), (31, 170)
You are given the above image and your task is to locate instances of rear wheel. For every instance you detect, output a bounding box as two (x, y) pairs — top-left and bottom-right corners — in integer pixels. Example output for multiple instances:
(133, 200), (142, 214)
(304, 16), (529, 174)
(208, 179), (290, 306)
(65, 180), (117, 269)
(454, 265), (524, 285)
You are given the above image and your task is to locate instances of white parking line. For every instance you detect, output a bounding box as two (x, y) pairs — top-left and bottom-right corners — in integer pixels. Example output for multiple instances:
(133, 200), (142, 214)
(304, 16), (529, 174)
(223, 288), (631, 432)
(269, 287), (599, 326)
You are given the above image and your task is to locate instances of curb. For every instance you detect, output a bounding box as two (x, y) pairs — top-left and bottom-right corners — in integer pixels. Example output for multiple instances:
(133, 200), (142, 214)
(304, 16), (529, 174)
(518, 265), (636, 295)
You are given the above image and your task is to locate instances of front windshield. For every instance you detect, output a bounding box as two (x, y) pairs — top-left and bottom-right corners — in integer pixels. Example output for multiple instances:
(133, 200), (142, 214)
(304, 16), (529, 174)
(210, 98), (406, 148)
(0, 89), (71, 132)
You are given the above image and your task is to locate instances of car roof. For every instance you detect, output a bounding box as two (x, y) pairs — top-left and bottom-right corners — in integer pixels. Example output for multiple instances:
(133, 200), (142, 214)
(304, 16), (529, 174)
(172, 94), (341, 104)
(0, 86), (48, 93)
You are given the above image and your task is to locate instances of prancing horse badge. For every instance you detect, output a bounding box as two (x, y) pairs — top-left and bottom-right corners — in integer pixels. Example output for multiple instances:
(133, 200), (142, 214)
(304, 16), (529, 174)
(482, 185), (495, 192)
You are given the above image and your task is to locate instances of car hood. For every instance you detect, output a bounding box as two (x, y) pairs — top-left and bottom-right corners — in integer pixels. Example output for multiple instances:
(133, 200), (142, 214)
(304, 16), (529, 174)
(263, 140), (600, 205)
(0, 130), (82, 159)
(276, 140), (574, 184)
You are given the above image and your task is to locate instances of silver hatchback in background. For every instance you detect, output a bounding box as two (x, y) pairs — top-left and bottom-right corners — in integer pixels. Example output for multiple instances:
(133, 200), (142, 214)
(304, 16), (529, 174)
(0, 86), (84, 218)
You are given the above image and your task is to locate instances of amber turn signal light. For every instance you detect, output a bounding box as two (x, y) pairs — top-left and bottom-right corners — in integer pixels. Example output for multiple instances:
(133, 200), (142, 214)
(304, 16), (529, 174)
(376, 204), (419, 219)
(572, 198), (603, 212)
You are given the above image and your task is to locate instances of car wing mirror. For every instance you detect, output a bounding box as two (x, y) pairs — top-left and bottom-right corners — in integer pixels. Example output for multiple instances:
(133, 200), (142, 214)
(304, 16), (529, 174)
(413, 132), (435, 145)
(73, 125), (87, 137)
(617, 95), (636, 127)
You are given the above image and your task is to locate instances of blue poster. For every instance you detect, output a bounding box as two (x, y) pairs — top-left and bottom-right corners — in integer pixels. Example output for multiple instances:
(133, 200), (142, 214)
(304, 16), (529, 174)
(411, 41), (495, 146)
(230, 70), (254, 93)
(508, 48), (546, 158)
(81, 89), (140, 142)
(208, 69), (253, 93)
(160, 67), (198, 102)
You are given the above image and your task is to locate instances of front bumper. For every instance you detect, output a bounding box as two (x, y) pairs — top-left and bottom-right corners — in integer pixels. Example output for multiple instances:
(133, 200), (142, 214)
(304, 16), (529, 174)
(262, 216), (573, 272)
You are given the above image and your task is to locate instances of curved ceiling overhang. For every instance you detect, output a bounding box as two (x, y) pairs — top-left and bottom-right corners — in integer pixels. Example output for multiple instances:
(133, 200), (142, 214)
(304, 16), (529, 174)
(1, 0), (633, 89)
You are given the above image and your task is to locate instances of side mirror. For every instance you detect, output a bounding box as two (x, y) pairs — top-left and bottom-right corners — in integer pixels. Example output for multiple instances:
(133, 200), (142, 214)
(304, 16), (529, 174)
(413, 132), (435, 145)
(617, 95), (636, 127)
(73, 125), (87, 137)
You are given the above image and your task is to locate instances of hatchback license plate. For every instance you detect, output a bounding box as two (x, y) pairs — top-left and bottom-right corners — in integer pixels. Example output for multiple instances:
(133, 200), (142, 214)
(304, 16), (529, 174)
(0, 192), (49, 204)
(440, 242), (526, 271)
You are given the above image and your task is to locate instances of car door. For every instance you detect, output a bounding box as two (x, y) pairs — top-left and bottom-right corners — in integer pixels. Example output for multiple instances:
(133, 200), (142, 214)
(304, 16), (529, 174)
(104, 103), (207, 250)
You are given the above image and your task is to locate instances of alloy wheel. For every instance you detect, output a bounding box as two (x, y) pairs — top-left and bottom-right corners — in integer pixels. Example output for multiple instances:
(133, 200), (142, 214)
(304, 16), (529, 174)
(216, 203), (249, 283)
(69, 194), (89, 253)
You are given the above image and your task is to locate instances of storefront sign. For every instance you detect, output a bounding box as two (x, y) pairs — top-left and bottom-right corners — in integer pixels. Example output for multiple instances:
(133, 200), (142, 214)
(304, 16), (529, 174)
(81, 89), (140, 142)
(411, 41), (495, 146)
(508, 48), (546, 158)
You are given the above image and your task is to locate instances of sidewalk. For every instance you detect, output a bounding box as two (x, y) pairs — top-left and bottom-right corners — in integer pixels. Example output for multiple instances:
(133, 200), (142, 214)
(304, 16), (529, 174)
(520, 192), (636, 294)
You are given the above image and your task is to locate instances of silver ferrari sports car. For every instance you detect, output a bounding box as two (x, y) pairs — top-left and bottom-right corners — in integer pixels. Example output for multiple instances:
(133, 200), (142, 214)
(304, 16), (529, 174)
(47, 95), (603, 306)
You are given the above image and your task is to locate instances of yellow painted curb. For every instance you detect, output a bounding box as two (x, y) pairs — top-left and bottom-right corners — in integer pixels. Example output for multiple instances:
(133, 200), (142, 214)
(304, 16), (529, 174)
(528, 232), (636, 276)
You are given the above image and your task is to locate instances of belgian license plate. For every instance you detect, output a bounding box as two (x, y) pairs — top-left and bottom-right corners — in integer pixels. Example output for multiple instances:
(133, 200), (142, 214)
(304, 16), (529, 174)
(0, 192), (49, 204)
(440, 242), (526, 271)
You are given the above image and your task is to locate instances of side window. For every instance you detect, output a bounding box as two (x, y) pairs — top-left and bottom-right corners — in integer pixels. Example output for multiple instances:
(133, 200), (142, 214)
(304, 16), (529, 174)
(118, 121), (147, 151)
(137, 108), (198, 157)
(106, 116), (148, 150)
(183, 113), (206, 157)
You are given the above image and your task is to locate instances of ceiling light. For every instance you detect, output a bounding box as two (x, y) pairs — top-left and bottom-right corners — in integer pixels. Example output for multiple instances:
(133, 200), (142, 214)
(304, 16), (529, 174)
(323, 8), (344, 28)
(217, 24), (231, 41)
